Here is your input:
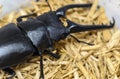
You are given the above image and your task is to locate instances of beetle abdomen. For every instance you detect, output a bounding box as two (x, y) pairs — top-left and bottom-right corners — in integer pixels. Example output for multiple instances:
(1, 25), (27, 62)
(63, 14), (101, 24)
(0, 23), (35, 69)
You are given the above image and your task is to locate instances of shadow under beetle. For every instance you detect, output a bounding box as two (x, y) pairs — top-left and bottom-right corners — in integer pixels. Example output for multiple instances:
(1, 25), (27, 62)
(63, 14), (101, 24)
(0, 0), (115, 79)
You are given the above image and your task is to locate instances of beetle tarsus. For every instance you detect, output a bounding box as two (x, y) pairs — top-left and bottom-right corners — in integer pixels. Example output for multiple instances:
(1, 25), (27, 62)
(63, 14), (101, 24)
(3, 68), (15, 79)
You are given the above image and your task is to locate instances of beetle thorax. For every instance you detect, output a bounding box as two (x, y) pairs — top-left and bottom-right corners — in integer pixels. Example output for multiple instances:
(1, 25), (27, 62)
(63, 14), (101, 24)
(36, 11), (69, 41)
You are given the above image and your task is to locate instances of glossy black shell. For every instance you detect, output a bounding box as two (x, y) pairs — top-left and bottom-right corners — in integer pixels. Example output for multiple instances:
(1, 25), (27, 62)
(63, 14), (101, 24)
(0, 23), (35, 69)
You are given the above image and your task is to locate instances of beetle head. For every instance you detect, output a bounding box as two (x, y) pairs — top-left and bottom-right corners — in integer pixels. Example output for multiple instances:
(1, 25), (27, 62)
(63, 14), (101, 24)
(37, 3), (115, 42)
(55, 4), (115, 33)
(36, 11), (69, 41)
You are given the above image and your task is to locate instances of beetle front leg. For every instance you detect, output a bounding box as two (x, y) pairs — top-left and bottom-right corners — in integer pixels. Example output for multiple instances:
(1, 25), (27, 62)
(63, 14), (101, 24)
(3, 68), (15, 79)
(17, 13), (37, 22)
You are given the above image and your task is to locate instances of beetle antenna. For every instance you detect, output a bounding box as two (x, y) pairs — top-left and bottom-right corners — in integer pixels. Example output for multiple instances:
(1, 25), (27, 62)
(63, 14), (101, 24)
(46, 0), (52, 11)
(36, 0), (52, 11)
(70, 35), (94, 46)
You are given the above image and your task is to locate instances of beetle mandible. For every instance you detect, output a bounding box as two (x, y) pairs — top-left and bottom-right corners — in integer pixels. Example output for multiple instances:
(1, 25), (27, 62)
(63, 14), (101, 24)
(0, 0), (115, 79)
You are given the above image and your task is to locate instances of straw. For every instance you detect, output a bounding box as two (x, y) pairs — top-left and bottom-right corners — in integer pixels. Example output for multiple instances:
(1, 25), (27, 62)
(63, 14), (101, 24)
(0, 0), (119, 79)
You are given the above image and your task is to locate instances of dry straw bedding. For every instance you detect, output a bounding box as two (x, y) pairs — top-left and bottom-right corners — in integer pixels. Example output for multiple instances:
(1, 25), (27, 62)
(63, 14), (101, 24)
(0, 0), (120, 79)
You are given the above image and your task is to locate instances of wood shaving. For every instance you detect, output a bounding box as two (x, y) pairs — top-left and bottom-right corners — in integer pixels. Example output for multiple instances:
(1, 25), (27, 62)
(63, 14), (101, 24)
(0, 0), (120, 79)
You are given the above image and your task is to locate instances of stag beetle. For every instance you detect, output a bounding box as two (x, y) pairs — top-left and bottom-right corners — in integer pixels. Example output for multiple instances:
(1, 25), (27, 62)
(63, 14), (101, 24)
(0, 0), (115, 79)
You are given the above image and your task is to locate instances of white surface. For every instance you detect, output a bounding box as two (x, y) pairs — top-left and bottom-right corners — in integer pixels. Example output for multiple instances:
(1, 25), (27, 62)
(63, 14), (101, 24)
(0, 0), (32, 18)
(99, 0), (120, 27)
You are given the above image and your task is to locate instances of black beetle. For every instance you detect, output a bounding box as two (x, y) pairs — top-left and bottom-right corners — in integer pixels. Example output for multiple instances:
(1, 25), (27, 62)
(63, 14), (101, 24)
(0, 0), (115, 79)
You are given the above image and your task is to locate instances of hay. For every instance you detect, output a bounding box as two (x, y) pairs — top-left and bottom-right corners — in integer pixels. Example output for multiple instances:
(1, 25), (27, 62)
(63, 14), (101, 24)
(0, 0), (120, 79)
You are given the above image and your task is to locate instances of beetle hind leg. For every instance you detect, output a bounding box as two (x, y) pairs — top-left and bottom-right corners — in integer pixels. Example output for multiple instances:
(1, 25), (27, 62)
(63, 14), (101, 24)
(3, 68), (15, 79)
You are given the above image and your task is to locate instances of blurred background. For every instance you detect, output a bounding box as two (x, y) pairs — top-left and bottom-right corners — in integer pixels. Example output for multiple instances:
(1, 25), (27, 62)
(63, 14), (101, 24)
(0, 0), (119, 26)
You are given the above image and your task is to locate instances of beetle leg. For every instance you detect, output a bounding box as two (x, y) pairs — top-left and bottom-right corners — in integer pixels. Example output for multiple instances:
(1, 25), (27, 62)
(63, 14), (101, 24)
(56, 4), (92, 17)
(44, 50), (60, 59)
(39, 51), (44, 79)
(17, 13), (37, 22)
(70, 35), (94, 45)
(66, 18), (115, 33)
(3, 68), (15, 79)
(45, 30), (60, 58)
